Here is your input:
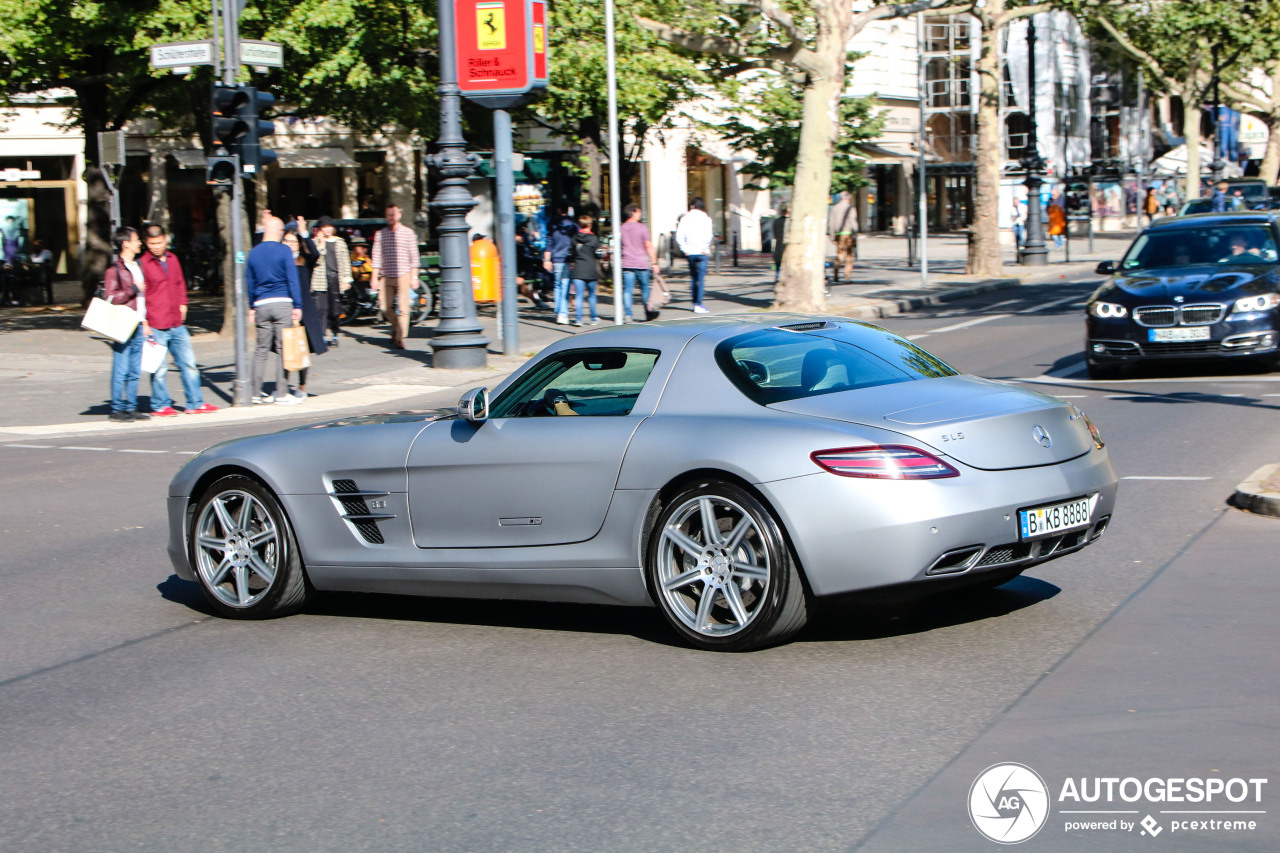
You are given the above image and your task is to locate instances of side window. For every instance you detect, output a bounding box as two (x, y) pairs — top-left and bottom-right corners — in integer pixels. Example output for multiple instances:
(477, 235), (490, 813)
(489, 349), (661, 418)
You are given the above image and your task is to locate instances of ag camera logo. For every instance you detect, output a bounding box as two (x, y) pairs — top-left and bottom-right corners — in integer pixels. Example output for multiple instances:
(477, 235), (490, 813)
(969, 763), (1050, 844)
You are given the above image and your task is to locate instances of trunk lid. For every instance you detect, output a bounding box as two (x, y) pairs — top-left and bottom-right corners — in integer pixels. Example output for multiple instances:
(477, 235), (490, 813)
(769, 375), (1094, 470)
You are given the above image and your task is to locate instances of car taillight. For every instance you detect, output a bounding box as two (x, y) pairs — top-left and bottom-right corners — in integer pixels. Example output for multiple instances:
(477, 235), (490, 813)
(811, 446), (959, 480)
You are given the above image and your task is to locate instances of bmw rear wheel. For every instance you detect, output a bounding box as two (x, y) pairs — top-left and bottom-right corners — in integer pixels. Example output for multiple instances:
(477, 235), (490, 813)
(647, 481), (809, 651)
(189, 475), (310, 619)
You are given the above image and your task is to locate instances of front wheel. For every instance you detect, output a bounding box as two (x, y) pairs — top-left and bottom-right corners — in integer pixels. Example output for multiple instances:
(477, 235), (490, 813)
(410, 286), (434, 325)
(646, 481), (809, 651)
(189, 475), (310, 619)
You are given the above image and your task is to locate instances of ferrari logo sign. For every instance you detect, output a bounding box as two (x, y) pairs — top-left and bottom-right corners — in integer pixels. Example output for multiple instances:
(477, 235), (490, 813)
(476, 2), (506, 50)
(455, 0), (547, 104)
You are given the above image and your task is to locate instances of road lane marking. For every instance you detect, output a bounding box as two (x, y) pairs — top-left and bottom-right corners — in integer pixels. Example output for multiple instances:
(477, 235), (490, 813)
(4, 444), (56, 449)
(59, 446), (112, 451)
(908, 314), (1011, 340)
(118, 449), (171, 454)
(1121, 476), (1212, 481)
(1016, 293), (1088, 313)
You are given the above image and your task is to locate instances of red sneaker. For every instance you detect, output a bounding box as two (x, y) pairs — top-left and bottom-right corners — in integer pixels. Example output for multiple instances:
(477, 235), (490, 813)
(187, 403), (218, 414)
(152, 406), (179, 417)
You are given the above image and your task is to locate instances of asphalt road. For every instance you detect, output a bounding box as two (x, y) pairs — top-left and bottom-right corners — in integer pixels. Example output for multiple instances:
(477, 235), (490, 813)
(1, 273), (1277, 852)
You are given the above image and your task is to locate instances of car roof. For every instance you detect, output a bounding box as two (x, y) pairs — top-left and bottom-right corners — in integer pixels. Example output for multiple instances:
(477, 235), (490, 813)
(1146, 211), (1280, 230)
(537, 313), (883, 351)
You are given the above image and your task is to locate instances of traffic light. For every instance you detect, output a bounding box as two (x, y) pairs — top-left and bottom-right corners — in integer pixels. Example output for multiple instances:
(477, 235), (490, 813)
(206, 154), (237, 186)
(209, 83), (277, 175)
(240, 88), (277, 175)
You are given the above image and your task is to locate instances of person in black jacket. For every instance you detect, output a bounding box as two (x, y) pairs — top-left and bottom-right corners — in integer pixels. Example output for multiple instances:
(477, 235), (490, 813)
(570, 214), (601, 327)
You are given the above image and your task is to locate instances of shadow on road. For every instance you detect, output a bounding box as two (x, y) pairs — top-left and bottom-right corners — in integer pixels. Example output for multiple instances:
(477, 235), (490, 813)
(800, 574), (1061, 643)
(160, 572), (1061, 650)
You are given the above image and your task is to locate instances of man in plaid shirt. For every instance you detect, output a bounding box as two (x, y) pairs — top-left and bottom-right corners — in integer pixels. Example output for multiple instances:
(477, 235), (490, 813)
(370, 204), (421, 349)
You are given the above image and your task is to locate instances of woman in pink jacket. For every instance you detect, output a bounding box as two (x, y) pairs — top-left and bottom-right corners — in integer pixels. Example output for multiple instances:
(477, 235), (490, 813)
(102, 226), (151, 422)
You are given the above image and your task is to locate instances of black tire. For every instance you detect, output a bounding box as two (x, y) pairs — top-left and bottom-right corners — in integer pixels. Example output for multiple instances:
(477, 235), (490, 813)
(411, 286), (434, 325)
(646, 481), (809, 651)
(1086, 360), (1122, 380)
(188, 475), (310, 619)
(338, 288), (360, 324)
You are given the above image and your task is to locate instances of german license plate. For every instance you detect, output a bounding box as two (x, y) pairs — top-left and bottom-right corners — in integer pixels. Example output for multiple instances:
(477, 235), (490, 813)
(1149, 327), (1211, 342)
(1019, 495), (1096, 540)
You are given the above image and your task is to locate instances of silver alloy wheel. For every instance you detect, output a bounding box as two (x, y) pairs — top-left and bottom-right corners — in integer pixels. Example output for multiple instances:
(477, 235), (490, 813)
(194, 489), (281, 608)
(655, 494), (772, 637)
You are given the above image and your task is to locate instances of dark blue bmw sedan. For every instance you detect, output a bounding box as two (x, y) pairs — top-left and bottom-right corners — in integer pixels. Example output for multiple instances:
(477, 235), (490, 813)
(1086, 212), (1280, 379)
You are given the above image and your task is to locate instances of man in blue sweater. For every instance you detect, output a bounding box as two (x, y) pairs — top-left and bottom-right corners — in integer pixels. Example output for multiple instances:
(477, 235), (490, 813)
(246, 216), (304, 404)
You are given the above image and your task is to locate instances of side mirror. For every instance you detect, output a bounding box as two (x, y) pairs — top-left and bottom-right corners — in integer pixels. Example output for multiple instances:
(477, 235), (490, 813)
(1095, 260), (1117, 275)
(458, 387), (489, 423)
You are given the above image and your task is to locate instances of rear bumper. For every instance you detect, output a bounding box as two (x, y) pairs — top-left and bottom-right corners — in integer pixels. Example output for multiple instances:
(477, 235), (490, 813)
(757, 448), (1118, 597)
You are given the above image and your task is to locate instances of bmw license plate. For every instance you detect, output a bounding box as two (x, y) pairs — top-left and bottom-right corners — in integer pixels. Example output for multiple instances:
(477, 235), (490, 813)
(1018, 495), (1096, 540)
(1149, 327), (1211, 342)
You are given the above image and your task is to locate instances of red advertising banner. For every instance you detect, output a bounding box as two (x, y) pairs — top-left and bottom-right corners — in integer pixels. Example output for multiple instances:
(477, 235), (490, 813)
(531, 0), (548, 85)
(455, 0), (532, 98)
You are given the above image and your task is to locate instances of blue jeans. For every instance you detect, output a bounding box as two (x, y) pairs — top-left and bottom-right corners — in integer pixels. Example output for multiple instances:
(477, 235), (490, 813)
(149, 325), (204, 410)
(110, 326), (144, 413)
(622, 269), (651, 320)
(572, 279), (597, 323)
(686, 254), (708, 306)
(552, 262), (571, 316)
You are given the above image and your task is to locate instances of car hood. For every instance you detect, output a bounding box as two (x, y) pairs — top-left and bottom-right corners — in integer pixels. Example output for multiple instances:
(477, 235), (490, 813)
(768, 375), (1094, 470)
(282, 409), (457, 431)
(1100, 266), (1279, 302)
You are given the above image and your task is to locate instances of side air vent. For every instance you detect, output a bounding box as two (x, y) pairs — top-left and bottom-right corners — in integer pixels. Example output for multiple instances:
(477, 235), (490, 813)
(329, 478), (392, 544)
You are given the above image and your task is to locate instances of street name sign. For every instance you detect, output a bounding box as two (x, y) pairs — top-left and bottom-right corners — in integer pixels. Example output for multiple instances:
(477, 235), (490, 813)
(150, 40), (216, 70)
(240, 40), (285, 68)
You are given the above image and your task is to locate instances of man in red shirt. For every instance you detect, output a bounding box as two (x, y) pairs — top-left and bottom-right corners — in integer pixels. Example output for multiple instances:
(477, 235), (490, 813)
(139, 224), (217, 415)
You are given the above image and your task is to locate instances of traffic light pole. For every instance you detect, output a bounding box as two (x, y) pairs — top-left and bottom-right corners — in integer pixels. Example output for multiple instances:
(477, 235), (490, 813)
(215, 0), (251, 405)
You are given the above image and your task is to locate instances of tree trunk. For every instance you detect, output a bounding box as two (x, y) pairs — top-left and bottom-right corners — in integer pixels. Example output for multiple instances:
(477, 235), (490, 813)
(967, 10), (1005, 277)
(773, 29), (844, 313)
(218, 188), (234, 337)
(1259, 112), (1280, 185)
(1182, 91), (1202, 199)
(77, 88), (113, 305)
(580, 136), (604, 210)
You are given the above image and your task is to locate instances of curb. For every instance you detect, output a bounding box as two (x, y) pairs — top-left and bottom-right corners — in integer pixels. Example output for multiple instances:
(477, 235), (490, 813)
(1232, 463), (1280, 518)
(0, 383), (445, 439)
(832, 277), (1023, 321)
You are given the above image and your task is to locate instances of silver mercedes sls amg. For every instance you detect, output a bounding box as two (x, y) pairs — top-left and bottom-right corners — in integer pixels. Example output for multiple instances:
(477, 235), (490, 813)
(167, 314), (1118, 651)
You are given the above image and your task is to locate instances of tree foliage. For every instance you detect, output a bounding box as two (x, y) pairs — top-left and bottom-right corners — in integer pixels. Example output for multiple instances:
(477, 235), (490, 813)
(1090, 0), (1269, 196)
(717, 74), (885, 195)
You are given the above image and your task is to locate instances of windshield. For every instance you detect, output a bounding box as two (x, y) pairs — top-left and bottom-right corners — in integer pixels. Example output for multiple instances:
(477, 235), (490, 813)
(1121, 225), (1279, 269)
(716, 326), (957, 405)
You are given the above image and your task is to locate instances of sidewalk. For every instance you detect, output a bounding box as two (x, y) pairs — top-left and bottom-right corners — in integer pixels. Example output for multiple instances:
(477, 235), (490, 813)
(0, 231), (1129, 437)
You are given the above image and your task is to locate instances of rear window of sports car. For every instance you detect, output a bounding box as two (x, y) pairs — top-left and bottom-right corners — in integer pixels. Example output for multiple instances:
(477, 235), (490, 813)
(716, 327), (958, 405)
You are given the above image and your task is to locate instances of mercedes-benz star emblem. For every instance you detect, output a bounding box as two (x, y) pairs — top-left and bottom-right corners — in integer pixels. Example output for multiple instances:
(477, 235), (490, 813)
(1032, 425), (1052, 448)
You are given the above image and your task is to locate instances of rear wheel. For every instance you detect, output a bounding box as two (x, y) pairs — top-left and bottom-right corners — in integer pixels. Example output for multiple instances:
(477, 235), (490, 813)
(189, 475), (310, 619)
(647, 481), (809, 651)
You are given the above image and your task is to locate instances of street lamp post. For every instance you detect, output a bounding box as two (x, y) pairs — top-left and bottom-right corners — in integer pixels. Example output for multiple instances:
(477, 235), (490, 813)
(428, 0), (490, 369)
(1019, 16), (1049, 266)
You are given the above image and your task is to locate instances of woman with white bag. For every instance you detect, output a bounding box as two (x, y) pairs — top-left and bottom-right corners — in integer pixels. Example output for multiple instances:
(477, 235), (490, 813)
(102, 227), (151, 423)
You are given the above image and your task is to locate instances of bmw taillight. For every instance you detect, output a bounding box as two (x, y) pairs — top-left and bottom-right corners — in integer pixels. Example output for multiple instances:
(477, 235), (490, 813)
(811, 446), (959, 480)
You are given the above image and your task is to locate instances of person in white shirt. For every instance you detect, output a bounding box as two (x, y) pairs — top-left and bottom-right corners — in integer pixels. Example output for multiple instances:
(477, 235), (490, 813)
(675, 197), (714, 313)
